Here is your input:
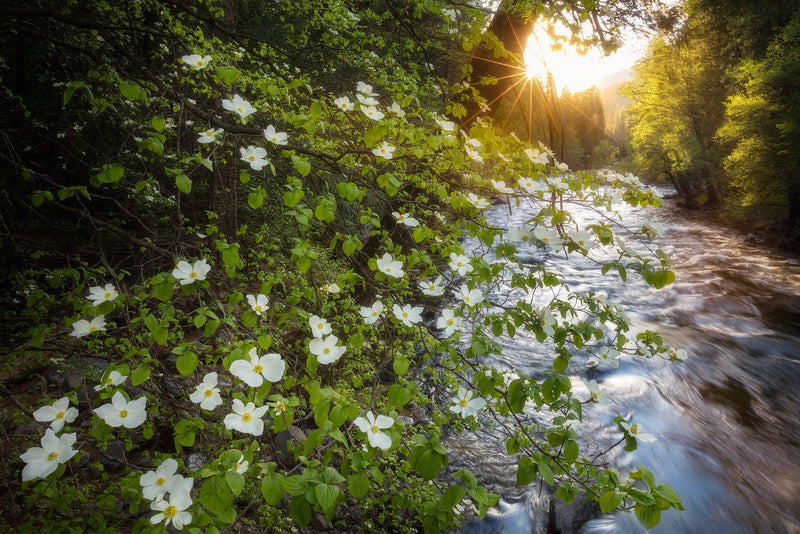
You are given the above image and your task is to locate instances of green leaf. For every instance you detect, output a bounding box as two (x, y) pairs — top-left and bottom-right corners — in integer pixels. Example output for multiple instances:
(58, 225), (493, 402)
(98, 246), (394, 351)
(564, 439), (579, 464)
(261, 472), (285, 505)
(152, 326), (168, 346)
(439, 485), (467, 510)
(348, 471), (370, 499)
(151, 116), (166, 132)
(248, 189), (266, 209)
(176, 351), (198, 376)
(284, 188), (304, 208)
(215, 66), (241, 85)
(599, 491), (622, 513)
(542, 377), (560, 403)
(176, 173), (192, 194)
(199, 475), (233, 515)
(654, 484), (681, 506)
(315, 483), (340, 514)
(635, 503), (661, 529)
(537, 460), (554, 486)
(283, 475), (307, 496)
(130, 365), (150, 386)
(516, 458), (538, 486)
(225, 470), (245, 496)
(289, 496), (312, 527)
(292, 155), (311, 176)
(627, 487), (656, 506)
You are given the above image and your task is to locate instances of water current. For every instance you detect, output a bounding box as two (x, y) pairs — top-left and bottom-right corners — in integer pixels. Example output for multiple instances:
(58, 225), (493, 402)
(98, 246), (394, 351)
(457, 189), (800, 533)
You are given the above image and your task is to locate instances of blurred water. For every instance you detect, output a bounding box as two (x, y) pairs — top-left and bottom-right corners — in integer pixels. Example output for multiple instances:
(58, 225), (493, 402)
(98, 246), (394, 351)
(460, 190), (800, 533)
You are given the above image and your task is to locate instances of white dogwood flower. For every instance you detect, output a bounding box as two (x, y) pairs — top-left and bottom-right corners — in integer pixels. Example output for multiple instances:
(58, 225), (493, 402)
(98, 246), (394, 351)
(87, 284), (118, 305)
(246, 294), (269, 315)
(229, 348), (285, 387)
(449, 388), (486, 418)
(392, 303), (423, 327)
(95, 391), (147, 429)
(372, 141), (396, 159)
(20, 429), (78, 481)
(140, 458), (181, 501)
(221, 94), (256, 119)
(376, 252), (404, 278)
(359, 301), (384, 325)
(353, 411), (394, 450)
(71, 316), (106, 338)
(189, 372), (223, 411)
(456, 284), (484, 307)
(334, 96), (354, 111)
(239, 146), (269, 171)
(224, 399), (268, 436)
(309, 334), (346, 364)
(449, 253), (473, 276)
(149, 476), (194, 530)
(172, 259), (210, 285)
(309, 315), (332, 338)
(263, 124), (288, 145)
(436, 308), (462, 337)
(419, 275), (445, 296)
(33, 397), (78, 433)
(181, 54), (211, 70)
(95, 369), (127, 392)
(197, 127), (223, 144)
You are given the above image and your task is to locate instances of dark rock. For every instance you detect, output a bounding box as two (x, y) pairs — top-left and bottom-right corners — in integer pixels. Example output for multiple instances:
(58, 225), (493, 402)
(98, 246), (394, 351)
(48, 356), (108, 394)
(100, 440), (128, 470)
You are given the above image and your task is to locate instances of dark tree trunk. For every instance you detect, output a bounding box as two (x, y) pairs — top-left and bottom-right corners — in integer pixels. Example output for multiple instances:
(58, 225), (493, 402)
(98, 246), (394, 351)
(462, 10), (535, 127)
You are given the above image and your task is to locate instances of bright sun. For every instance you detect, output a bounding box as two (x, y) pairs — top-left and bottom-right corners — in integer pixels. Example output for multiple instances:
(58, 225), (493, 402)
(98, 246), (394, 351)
(523, 23), (641, 93)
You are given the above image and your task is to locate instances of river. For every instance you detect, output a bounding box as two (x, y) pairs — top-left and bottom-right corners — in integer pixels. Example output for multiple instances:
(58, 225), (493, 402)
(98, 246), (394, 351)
(455, 188), (800, 533)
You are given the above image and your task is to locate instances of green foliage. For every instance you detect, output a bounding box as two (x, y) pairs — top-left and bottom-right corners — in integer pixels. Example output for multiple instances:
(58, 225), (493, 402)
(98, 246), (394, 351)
(0, 0), (685, 532)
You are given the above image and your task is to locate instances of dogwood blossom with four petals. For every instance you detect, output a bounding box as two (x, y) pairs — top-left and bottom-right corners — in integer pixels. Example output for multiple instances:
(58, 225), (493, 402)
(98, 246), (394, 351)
(596, 346), (620, 368)
(465, 192), (489, 209)
(224, 399), (268, 436)
(376, 253), (404, 278)
(524, 147), (549, 165)
(491, 180), (514, 194)
(263, 124), (288, 145)
(172, 259), (210, 285)
(353, 411), (394, 450)
(620, 421), (656, 442)
(95, 391), (147, 429)
(246, 294), (269, 315)
(140, 458), (181, 501)
(582, 379), (609, 405)
(567, 229), (599, 251)
(465, 147), (483, 162)
(221, 94), (256, 120)
(372, 141), (395, 159)
(435, 118), (456, 132)
(361, 106), (384, 121)
(229, 348), (285, 387)
(436, 308), (462, 337)
(534, 225), (564, 251)
(356, 81), (378, 96)
(308, 334), (346, 364)
(535, 307), (557, 337)
(149, 476), (194, 530)
(449, 253), (473, 276)
(419, 276), (445, 296)
(449, 388), (486, 418)
(87, 284), (118, 305)
(334, 96), (354, 111)
(392, 211), (418, 227)
(392, 303), (423, 327)
(506, 225), (535, 243)
(20, 429), (78, 481)
(357, 94), (379, 106)
(518, 176), (547, 195)
(309, 315), (332, 338)
(181, 54), (211, 70)
(389, 102), (406, 117)
(71, 316), (107, 338)
(33, 397), (78, 433)
(359, 301), (384, 325)
(240, 146), (269, 171)
(229, 453), (249, 474)
(456, 285), (484, 307)
(188, 372), (223, 411)
(94, 369), (127, 392)
(197, 128), (223, 144)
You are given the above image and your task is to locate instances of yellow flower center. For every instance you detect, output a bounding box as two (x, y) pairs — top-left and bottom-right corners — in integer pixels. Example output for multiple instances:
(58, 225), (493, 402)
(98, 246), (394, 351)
(402, 312), (409, 318)
(189, 271), (197, 278)
(248, 156), (255, 161)
(464, 297), (471, 303)
(591, 392), (598, 400)
(164, 505), (178, 519)
(56, 411), (65, 420)
(242, 413), (252, 422)
(522, 236), (529, 241)
(275, 402), (286, 415)
(197, 61), (204, 66)
(204, 389), (214, 397)
(631, 425), (639, 435)
(236, 107), (244, 113)
(89, 326), (97, 331)
(233, 462), (240, 471)
(253, 364), (263, 374)
(323, 347), (331, 354)
(119, 410), (128, 418)
(457, 261), (463, 266)
(370, 425), (380, 434)
(156, 477), (165, 486)
(317, 322), (324, 329)
(47, 451), (58, 461)
(105, 377), (113, 385)
(447, 318), (454, 326)
(384, 267), (391, 273)
(105, 292), (112, 298)
(254, 305), (262, 311)
(459, 399), (468, 407)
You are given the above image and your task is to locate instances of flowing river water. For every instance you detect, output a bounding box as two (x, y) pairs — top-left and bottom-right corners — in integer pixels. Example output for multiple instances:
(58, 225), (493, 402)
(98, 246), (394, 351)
(453, 188), (800, 533)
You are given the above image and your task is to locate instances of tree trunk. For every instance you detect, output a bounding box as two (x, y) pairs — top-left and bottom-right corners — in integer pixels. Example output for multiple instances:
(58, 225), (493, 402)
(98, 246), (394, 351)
(461, 9), (535, 127)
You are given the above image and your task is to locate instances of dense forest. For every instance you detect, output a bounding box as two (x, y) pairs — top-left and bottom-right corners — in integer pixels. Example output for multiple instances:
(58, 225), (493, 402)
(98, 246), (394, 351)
(623, 0), (800, 237)
(6, 0), (787, 532)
